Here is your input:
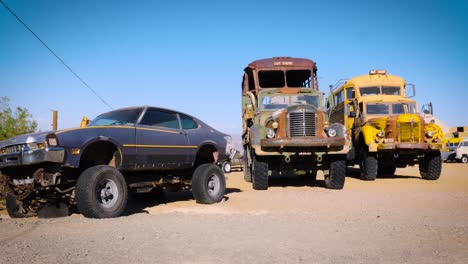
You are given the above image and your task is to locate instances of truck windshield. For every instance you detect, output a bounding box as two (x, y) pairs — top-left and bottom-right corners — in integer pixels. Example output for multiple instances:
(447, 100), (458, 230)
(88, 109), (142, 126)
(261, 95), (319, 110)
(258, 70), (312, 88)
(360, 86), (401, 96)
(366, 102), (416, 115)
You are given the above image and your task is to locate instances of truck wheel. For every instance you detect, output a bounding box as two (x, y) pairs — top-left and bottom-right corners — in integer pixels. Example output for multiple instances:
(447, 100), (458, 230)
(243, 147), (252, 182)
(222, 161), (232, 173)
(461, 155), (468, 164)
(324, 158), (346, 189)
(6, 194), (37, 218)
(252, 152), (269, 190)
(359, 147), (378, 181)
(419, 152), (442, 180)
(192, 164), (226, 204)
(76, 165), (128, 218)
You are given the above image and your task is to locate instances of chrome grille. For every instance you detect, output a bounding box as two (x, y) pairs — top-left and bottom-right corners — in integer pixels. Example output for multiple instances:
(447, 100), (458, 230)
(288, 112), (316, 137)
(398, 122), (420, 142)
(2, 144), (26, 154)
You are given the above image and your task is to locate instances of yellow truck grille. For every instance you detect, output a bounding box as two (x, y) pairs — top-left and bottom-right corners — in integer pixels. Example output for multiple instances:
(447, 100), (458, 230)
(398, 122), (420, 142)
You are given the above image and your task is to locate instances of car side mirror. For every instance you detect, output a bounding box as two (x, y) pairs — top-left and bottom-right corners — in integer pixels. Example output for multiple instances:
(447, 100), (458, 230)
(349, 111), (356, 118)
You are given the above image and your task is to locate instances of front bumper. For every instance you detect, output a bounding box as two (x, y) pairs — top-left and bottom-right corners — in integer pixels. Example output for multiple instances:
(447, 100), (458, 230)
(0, 147), (65, 168)
(372, 142), (444, 152)
(261, 137), (346, 148)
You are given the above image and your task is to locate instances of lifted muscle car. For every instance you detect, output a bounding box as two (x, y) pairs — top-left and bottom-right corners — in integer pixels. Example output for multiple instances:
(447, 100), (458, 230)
(0, 106), (233, 218)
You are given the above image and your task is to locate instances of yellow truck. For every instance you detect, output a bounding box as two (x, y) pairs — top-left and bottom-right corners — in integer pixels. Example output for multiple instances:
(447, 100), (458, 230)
(327, 70), (444, 180)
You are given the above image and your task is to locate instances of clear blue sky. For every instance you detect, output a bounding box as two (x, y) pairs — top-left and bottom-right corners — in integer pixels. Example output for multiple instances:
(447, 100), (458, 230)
(1, 0), (467, 135)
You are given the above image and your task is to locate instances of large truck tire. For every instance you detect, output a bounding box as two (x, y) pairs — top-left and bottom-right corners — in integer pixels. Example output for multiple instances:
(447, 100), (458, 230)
(252, 152), (269, 190)
(419, 152), (442, 180)
(243, 146), (252, 182)
(359, 147), (378, 181)
(324, 157), (346, 190)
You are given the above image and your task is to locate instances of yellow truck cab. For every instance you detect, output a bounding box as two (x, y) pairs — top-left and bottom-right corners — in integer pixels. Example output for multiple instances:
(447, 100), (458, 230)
(327, 70), (444, 180)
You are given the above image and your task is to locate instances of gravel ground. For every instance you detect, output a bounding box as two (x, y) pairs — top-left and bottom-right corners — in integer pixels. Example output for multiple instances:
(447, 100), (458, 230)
(1, 163), (467, 264)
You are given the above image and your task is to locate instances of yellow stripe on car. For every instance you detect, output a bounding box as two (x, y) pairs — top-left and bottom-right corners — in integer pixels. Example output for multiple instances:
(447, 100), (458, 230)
(123, 144), (198, 149)
(56, 126), (180, 135)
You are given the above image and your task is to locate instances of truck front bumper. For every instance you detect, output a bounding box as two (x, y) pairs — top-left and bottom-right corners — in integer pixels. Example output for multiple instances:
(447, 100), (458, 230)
(260, 137), (346, 148)
(372, 142), (444, 152)
(0, 147), (65, 168)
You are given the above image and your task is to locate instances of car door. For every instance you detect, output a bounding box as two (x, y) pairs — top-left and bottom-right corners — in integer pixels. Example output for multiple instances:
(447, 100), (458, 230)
(178, 114), (203, 167)
(135, 108), (189, 170)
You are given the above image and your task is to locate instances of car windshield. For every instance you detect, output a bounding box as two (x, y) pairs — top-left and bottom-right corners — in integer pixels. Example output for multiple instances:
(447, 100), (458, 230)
(261, 95), (319, 110)
(365, 102), (416, 115)
(88, 109), (142, 126)
(360, 86), (401, 96)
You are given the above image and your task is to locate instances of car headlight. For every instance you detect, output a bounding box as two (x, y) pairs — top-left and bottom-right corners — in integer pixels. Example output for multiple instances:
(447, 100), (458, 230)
(266, 128), (276, 139)
(377, 130), (385, 138)
(46, 133), (60, 147)
(327, 128), (337, 137)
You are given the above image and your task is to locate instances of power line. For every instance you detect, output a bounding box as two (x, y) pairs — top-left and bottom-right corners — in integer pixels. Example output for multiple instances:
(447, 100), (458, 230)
(0, 0), (113, 110)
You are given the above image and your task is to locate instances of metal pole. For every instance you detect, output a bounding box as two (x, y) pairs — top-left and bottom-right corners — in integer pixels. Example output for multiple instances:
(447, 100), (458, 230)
(52, 110), (58, 130)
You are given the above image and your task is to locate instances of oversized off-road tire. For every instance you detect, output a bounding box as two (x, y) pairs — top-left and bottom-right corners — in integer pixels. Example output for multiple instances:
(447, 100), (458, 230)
(222, 161), (232, 173)
(359, 147), (378, 181)
(461, 155), (468, 164)
(6, 194), (37, 218)
(419, 152), (442, 180)
(252, 152), (269, 190)
(76, 165), (128, 218)
(378, 165), (396, 178)
(192, 164), (226, 204)
(324, 157), (346, 189)
(243, 147), (252, 182)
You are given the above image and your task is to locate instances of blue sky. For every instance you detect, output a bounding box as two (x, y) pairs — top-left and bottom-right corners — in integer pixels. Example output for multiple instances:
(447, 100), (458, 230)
(1, 0), (467, 135)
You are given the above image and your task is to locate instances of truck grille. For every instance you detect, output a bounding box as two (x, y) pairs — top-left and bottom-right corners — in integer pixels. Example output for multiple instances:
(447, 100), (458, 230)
(398, 122), (420, 142)
(288, 112), (316, 137)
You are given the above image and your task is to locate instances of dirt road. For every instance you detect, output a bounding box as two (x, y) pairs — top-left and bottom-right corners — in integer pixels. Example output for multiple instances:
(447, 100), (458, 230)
(1, 163), (467, 263)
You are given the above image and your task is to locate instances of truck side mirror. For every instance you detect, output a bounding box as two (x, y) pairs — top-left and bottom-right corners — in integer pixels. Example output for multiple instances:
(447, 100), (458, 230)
(406, 83), (416, 98)
(346, 100), (357, 118)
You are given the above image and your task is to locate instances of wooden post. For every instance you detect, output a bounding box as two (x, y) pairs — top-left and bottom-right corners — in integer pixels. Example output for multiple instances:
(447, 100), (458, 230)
(52, 110), (58, 130)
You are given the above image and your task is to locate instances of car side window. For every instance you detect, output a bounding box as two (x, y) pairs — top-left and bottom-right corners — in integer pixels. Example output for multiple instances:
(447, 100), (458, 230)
(140, 109), (180, 129)
(180, 114), (198, 130)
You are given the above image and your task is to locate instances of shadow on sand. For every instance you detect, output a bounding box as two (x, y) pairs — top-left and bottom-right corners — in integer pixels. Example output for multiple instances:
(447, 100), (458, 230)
(346, 167), (421, 180)
(268, 174), (327, 188)
(123, 187), (242, 216)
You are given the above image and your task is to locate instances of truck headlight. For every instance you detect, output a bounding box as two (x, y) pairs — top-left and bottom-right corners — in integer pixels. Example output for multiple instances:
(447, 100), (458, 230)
(426, 130), (435, 137)
(327, 128), (337, 137)
(377, 130), (384, 138)
(266, 128), (276, 139)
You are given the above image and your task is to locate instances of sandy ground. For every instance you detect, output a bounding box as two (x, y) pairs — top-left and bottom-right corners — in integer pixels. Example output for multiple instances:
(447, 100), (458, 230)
(0, 163), (467, 263)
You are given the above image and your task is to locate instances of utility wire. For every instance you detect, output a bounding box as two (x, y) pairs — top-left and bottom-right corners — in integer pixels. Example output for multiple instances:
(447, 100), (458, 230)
(0, 0), (113, 110)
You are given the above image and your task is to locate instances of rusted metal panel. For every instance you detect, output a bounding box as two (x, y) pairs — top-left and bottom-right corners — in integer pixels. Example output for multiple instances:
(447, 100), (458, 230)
(247, 57), (317, 70)
(261, 137), (346, 148)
